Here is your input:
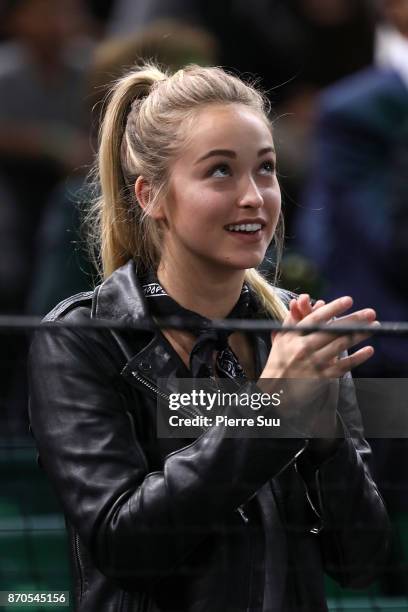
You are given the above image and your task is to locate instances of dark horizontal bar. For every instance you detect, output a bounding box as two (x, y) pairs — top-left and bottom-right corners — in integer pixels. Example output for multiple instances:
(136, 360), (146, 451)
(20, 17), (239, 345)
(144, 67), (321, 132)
(0, 315), (408, 335)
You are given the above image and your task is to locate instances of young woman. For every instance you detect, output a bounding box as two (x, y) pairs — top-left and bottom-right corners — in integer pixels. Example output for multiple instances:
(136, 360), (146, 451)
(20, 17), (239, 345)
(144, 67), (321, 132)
(28, 64), (390, 612)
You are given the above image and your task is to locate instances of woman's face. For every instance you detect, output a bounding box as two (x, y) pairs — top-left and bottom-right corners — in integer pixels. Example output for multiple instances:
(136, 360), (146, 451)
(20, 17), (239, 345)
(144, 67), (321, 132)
(157, 103), (281, 274)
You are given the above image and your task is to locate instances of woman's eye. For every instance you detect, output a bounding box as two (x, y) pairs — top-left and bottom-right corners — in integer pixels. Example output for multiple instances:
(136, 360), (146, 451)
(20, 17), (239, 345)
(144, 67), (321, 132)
(259, 160), (276, 174)
(210, 163), (231, 178)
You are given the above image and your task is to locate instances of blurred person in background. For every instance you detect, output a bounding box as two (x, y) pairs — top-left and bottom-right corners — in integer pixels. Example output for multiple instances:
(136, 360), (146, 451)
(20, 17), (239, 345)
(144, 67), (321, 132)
(0, 176), (25, 312)
(107, 0), (374, 99)
(0, 0), (95, 432)
(294, 0), (408, 593)
(0, 0), (95, 315)
(295, 0), (408, 378)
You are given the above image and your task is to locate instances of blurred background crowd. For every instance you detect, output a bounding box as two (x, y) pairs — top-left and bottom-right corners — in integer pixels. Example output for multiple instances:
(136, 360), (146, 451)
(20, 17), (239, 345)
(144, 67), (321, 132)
(0, 0), (408, 605)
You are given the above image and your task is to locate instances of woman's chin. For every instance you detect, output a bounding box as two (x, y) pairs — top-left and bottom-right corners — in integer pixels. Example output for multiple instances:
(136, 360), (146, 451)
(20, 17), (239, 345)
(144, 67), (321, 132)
(214, 255), (266, 271)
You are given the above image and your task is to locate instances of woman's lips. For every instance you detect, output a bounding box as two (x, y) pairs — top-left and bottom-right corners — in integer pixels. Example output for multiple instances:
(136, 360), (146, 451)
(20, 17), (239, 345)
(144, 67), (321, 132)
(224, 227), (264, 242)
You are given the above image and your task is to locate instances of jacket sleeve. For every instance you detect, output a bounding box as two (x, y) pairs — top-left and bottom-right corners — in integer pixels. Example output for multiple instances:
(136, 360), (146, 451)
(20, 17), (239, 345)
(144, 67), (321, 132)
(295, 369), (391, 588)
(28, 311), (307, 589)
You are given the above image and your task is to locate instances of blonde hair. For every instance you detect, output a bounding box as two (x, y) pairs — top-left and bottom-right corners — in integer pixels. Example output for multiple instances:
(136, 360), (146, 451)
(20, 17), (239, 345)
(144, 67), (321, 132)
(87, 63), (288, 321)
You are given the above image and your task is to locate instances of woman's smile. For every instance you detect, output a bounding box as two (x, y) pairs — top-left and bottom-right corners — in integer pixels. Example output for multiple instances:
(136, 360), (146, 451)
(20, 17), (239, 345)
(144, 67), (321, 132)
(224, 217), (268, 242)
(224, 225), (265, 242)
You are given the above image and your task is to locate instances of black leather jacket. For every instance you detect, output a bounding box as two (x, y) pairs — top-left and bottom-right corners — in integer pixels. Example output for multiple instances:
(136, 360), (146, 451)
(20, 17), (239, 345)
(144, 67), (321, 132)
(28, 260), (391, 612)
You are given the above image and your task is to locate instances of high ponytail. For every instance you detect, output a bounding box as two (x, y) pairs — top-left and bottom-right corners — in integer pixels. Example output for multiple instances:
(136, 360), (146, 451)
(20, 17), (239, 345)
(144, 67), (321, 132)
(89, 65), (168, 278)
(87, 62), (288, 321)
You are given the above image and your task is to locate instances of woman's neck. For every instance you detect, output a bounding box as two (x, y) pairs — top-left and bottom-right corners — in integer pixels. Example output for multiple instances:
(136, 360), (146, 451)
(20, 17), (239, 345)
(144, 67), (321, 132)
(156, 259), (247, 320)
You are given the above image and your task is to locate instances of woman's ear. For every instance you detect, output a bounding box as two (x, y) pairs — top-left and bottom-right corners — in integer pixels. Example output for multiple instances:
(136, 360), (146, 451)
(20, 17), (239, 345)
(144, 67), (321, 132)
(134, 176), (166, 221)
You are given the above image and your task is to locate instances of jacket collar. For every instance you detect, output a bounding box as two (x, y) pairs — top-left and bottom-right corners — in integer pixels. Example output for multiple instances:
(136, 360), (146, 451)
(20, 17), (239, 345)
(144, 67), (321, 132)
(91, 259), (271, 387)
(91, 259), (181, 389)
(92, 259), (149, 325)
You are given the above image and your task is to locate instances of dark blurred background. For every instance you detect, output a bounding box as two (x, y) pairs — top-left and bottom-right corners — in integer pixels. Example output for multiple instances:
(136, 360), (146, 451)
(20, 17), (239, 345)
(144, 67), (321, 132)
(0, 0), (407, 609)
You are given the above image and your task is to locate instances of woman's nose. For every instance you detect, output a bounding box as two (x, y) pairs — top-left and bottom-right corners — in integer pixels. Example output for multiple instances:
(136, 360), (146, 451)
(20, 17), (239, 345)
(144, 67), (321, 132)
(237, 176), (263, 208)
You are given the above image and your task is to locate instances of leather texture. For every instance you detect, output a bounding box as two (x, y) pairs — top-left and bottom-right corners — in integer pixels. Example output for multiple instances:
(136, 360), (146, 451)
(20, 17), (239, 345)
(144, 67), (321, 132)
(28, 259), (391, 612)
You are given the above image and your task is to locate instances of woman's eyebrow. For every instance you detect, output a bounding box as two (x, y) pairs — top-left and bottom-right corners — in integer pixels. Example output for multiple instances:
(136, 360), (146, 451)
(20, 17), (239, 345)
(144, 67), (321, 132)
(195, 149), (236, 164)
(259, 146), (276, 156)
(195, 146), (275, 164)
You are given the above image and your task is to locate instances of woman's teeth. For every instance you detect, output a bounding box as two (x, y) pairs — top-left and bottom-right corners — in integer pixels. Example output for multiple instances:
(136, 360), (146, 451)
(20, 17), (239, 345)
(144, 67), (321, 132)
(225, 223), (262, 232)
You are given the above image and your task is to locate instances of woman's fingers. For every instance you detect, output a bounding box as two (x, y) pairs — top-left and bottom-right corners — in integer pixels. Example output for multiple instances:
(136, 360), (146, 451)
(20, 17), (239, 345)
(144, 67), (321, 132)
(330, 309), (377, 327)
(270, 295), (377, 378)
(324, 345), (375, 377)
(297, 294), (312, 318)
(272, 300), (298, 342)
(284, 295), (325, 328)
(300, 308), (378, 353)
(310, 308), (380, 350)
(312, 299), (325, 311)
(298, 296), (354, 327)
(289, 298), (303, 323)
(310, 328), (377, 367)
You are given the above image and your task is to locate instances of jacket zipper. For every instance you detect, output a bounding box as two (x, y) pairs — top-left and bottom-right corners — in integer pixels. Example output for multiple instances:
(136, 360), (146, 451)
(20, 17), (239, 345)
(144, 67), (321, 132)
(131, 371), (207, 422)
(73, 532), (84, 601)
